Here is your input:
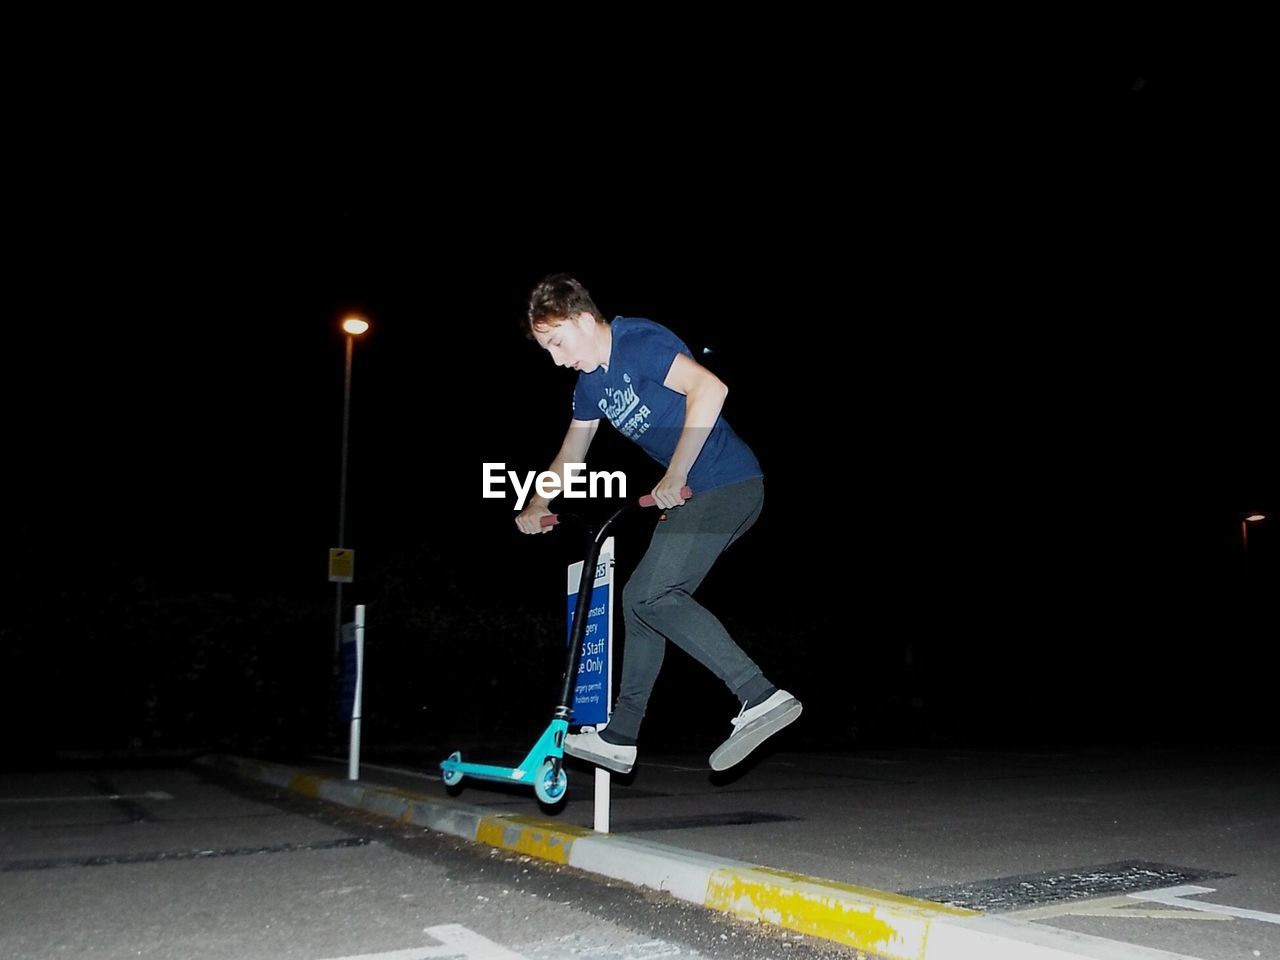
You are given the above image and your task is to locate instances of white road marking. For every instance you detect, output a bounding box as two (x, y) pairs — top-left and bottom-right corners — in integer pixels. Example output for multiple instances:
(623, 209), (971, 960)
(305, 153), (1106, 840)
(1012, 894), (1228, 921)
(529, 935), (699, 958)
(317, 923), (528, 959)
(1130, 885), (1280, 925)
(1011, 884), (1280, 924)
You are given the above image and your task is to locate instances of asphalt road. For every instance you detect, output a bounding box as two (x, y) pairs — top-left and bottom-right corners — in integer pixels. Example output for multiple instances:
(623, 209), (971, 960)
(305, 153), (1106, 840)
(0, 762), (866, 960)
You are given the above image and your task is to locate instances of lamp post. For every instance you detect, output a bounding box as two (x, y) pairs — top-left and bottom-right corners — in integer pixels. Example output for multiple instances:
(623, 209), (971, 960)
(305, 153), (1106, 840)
(334, 315), (370, 662)
(1241, 513), (1266, 553)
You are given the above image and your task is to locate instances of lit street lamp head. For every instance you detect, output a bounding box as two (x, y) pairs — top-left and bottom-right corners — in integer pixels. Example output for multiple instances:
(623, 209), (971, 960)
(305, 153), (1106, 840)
(1241, 512), (1266, 553)
(342, 316), (370, 336)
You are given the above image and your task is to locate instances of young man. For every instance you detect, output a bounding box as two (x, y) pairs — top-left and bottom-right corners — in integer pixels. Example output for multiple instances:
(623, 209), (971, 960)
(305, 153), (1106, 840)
(514, 274), (800, 774)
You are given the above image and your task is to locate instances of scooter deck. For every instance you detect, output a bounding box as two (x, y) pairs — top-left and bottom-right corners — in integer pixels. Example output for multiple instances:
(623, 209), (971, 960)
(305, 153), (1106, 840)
(440, 719), (567, 783)
(444, 761), (533, 782)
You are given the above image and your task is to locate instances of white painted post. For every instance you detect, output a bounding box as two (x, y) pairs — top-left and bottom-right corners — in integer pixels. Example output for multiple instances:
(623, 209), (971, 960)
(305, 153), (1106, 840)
(594, 767), (610, 833)
(348, 604), (365, 780)
(568, 544), (614, 832)
(595, 548), (613, 834)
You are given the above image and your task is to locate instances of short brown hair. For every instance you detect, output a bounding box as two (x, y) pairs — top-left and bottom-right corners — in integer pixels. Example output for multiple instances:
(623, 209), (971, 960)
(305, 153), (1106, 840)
(523, 273), (606, 337)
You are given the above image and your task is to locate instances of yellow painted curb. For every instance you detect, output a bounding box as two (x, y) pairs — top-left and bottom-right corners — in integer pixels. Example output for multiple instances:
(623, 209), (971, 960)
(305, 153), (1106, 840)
(475, 814), (595, 865)
(288, 773), (327, 799)
(705, 865), (976, 960)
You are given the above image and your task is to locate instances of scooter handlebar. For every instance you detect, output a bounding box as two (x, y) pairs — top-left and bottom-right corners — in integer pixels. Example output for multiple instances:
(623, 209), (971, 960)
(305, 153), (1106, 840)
(539, 486), (693, 527)
(638, 485), (694, 508)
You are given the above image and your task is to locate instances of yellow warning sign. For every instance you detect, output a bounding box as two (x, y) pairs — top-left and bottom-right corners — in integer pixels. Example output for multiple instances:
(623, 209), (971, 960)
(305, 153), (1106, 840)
(328, 548), (354, 583)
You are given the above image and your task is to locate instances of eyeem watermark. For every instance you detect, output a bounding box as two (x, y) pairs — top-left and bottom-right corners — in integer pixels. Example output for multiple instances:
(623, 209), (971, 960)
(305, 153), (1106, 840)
(483, 463), (627, 510)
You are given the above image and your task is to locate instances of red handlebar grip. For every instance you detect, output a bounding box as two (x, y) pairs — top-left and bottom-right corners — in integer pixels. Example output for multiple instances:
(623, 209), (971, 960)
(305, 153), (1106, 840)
(638, 486), (694, 508)
(540, 514), (559, 528)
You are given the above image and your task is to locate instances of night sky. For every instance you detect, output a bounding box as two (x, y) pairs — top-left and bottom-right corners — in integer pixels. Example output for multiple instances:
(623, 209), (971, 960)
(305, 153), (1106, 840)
(6, 40), (1275, 758)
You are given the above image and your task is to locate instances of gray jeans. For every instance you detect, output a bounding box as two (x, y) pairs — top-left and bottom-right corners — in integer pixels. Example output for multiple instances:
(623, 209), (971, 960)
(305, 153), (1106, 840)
(605, 477), (771, 741)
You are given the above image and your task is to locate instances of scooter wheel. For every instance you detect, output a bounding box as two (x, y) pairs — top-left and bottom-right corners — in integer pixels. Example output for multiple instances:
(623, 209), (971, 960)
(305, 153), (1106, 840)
(441, 751), (464, 788)
(533, 758), (568, 805)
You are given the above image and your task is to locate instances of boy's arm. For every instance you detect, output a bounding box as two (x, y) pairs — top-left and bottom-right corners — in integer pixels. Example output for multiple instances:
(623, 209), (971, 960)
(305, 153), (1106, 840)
(653, 352), (729, 509)
(514, 418), (601, 534)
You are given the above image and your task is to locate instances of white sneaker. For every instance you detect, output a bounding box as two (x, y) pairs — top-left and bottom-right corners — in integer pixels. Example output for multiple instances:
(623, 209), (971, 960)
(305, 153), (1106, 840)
(564, 725), (636, 774)
(709, 689), (802, 771)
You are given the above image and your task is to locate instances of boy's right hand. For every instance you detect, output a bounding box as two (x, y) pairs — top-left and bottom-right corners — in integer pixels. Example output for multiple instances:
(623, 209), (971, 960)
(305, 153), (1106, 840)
(515, 502), (555, 534)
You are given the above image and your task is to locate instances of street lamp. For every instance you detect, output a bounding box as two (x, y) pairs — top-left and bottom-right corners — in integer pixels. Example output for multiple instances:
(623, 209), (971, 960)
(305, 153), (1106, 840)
(1241, 513), (1266, 552)
(334, 315), (370, 662)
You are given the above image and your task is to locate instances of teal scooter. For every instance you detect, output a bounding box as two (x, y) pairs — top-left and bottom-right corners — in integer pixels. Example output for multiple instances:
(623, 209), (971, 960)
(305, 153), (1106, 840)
(440, 487), (692, 804)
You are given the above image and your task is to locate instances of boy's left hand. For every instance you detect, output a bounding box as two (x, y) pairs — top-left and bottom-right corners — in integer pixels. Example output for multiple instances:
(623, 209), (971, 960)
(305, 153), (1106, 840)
(651, 474), (689, 510)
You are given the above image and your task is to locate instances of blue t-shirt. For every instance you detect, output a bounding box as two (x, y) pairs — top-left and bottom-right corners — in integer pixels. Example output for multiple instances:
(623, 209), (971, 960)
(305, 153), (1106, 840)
(572, 317), (762, 493)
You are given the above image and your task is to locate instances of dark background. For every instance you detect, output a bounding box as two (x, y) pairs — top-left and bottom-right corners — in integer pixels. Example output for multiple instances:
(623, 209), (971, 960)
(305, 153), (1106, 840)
(5, 30), (1275, 762)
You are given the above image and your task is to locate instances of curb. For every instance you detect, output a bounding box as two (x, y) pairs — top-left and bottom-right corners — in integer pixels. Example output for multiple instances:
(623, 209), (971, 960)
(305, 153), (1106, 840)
(198, 755), (1199, 960)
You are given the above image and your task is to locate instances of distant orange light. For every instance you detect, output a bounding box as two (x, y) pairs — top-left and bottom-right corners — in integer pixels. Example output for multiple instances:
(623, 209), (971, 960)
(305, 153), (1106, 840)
(1245, 514), (1266, 523)
(342, 317), (370, 336)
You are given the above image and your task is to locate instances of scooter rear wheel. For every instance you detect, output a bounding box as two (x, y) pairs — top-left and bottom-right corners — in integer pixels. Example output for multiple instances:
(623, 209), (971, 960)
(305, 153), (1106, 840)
(533, 758), (568, 804)
(441, 751), (464, 788)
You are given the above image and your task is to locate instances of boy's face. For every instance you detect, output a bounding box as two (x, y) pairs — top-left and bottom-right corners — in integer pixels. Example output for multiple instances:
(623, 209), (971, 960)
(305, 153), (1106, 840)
(532, 312), (601, 373)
